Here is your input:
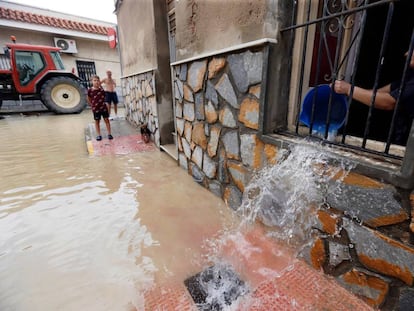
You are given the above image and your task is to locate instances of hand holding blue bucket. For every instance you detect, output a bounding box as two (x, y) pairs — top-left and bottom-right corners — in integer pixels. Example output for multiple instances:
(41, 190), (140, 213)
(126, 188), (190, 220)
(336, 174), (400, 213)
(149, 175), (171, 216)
(299, 84), (348, 136)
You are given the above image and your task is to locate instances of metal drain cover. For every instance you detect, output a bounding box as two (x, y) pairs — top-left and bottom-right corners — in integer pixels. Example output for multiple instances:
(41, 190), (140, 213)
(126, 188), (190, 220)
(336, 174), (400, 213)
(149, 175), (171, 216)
(184, 264), (249, 310)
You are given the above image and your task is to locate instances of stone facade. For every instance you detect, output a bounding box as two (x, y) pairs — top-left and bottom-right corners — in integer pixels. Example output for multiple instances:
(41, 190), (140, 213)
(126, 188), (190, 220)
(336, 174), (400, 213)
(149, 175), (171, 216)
(172, 46), (414, 310)
(303, 174), (414, 310)
(173, 48), (278, 210)
(122, 71), (160, 147)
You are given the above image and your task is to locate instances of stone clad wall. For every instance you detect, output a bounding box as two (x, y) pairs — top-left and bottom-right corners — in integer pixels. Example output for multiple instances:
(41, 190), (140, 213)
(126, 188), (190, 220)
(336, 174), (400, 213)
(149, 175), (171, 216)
(172, 47), (278, 210)
(121, 72), (160, 147)
(172, 46), (414, 310)
(305, 175), (414, 309)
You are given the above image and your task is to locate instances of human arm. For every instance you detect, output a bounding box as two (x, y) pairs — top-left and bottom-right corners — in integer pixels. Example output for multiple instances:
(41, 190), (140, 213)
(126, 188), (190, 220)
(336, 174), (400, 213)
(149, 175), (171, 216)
(334, 80), (396, 110)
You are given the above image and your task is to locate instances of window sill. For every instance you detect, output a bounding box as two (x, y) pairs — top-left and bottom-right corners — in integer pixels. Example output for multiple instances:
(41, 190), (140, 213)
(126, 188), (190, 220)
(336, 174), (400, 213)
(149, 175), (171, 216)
(260, 132), (414, 190)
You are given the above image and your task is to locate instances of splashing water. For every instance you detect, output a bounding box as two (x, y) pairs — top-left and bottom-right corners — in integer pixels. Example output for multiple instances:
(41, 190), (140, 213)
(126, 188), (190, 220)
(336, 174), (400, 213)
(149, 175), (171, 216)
(237, 142), (354, 247)
(192, 142), (355, 309)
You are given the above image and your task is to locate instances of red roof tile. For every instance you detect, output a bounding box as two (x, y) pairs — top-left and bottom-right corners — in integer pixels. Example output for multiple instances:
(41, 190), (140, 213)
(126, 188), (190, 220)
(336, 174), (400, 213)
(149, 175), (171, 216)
(0, 7), (111, 35)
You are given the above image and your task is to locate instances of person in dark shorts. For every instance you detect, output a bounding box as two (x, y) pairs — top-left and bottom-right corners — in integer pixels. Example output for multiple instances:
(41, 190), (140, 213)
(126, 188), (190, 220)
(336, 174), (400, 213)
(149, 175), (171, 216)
(87, 75), (113, 141)
(334, 49), (414, 145)
(101, 70), (119, 118)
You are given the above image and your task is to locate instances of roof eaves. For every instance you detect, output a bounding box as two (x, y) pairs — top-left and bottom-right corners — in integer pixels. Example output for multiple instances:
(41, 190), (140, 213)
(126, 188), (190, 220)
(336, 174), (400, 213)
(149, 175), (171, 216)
(0, 7), (111, 35)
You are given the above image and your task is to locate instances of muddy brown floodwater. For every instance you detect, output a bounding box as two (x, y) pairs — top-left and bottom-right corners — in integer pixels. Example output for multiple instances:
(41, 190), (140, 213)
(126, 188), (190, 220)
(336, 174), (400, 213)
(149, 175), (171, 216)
(0, 110), (237, 311)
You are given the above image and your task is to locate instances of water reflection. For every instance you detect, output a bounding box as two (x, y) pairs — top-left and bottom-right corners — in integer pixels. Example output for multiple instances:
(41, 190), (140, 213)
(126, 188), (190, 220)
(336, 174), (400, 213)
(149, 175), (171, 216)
(0, 111), (232, 311)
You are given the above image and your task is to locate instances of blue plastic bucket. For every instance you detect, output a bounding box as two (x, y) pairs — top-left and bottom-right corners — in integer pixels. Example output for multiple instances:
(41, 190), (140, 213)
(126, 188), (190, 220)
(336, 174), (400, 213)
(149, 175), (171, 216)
(299, 84), (348, 134)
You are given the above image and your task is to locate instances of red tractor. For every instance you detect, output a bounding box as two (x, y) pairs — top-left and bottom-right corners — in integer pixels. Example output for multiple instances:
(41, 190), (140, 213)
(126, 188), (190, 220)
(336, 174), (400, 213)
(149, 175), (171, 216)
(0, 38), (86, 114)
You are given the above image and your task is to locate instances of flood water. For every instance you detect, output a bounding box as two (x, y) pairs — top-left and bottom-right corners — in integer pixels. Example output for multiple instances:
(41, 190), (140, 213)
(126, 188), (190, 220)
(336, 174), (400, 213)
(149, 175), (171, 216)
(0, 110), (237, 311)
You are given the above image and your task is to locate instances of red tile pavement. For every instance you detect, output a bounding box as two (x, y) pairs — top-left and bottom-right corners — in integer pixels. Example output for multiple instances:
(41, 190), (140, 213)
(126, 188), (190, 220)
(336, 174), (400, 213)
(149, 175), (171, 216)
(237, 261), (374, 310)
(142, 226), (374, 311)
(87, 134), (156, 156)
(144, 284), (195, 311)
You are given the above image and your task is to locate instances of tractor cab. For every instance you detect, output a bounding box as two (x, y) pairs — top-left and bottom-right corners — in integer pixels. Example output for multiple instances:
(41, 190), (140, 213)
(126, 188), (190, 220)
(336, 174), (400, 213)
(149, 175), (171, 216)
(5, 43), (65, 93)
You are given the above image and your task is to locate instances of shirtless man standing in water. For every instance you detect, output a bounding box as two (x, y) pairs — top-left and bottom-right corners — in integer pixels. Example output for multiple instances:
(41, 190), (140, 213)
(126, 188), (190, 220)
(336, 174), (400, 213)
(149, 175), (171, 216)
(101, 70), (119, 118)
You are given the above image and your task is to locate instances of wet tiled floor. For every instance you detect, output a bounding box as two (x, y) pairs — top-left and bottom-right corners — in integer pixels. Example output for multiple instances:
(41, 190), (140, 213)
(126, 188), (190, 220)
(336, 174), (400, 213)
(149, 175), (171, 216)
(85, 118), (155, 156)
(142, 227), (373, 311)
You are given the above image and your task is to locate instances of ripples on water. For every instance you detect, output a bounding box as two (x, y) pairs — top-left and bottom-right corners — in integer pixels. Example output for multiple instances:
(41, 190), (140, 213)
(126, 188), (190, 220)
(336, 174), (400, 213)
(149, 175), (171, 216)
(0, 112), (231, 311)
(0, 113), (157, 310)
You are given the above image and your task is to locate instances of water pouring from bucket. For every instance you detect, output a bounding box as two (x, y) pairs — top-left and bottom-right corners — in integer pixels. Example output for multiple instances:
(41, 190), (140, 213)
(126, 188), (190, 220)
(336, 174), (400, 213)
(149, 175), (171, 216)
(299, 84), (348, 140)
(184, 144), (356, 310)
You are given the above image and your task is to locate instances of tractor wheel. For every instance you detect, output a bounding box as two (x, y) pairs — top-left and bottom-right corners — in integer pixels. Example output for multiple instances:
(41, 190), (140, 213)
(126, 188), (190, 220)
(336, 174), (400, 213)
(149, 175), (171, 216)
(41, 77), (86, 114)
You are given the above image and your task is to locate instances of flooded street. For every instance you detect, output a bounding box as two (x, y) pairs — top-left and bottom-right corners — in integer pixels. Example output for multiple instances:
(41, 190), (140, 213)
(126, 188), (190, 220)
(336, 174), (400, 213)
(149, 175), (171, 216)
(0, 110), (236, 311)
(0, 110), (375, 311)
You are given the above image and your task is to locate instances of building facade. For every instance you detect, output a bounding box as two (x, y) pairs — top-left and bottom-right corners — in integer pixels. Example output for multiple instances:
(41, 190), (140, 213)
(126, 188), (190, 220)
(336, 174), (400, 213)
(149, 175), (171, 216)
(115, 0), (414, 308)
(0, 0), (122, 111)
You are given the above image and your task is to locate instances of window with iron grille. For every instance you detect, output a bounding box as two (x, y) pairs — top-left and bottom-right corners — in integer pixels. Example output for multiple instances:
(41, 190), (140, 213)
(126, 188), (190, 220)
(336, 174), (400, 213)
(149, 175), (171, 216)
(274, 0), (414, 163)
(76, 61), (96, 89)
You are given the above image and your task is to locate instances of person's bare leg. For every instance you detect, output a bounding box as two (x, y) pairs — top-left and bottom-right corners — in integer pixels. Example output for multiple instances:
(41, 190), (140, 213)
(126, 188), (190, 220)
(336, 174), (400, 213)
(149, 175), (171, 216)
(114, 103), (118, 116)
(95, 119), (102, 140)
(106, 103), (111, 116)
(104, 118), (112, 139)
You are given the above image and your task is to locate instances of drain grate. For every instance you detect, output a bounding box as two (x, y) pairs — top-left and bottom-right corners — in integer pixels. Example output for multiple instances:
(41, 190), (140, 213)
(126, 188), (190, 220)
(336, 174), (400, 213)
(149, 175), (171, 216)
(184, 264), (249, 310)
